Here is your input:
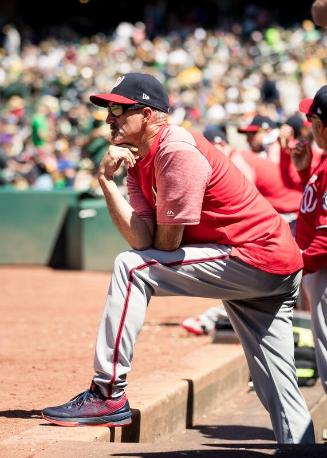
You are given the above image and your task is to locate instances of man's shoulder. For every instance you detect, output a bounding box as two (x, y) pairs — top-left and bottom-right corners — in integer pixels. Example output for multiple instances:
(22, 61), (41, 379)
(160, 124), (197, 148)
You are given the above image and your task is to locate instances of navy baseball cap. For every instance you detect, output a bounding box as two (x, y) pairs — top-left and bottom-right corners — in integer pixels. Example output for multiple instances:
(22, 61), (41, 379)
(285, 114), (304, 138)
(203, 125), (228, 144)
(90, 73), (169, 113)
(238, 114), (276, 133)
(299, 85), (327, 123)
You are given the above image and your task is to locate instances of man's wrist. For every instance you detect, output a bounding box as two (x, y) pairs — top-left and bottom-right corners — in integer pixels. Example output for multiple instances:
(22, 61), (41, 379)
(98, 173), (115, 184)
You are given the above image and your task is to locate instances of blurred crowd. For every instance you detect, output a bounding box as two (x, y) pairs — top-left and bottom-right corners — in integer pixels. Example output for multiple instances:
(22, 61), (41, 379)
(0, 18), (327, 192)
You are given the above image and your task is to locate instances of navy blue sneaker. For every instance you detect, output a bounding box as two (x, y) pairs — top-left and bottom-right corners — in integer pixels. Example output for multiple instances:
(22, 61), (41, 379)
(42, 382), (132, 427)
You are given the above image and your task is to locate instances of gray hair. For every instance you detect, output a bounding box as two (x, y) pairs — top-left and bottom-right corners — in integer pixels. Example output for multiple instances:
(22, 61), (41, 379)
(153, 110), (168, 121)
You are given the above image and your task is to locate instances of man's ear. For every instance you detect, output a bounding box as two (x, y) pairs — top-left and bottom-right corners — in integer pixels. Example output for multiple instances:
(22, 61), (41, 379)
(316, 117), (325, 134)
(142, 106), (153, 121)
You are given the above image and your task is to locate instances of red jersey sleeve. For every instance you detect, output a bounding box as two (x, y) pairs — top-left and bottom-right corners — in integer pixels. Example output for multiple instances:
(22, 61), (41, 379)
(299, 156), (327, 273)
(302, 230), (327, 274)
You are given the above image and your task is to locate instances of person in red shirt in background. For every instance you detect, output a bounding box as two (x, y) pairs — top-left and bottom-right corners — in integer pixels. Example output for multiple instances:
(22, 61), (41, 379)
(205, 120), (304, 232)
(295, 86), (327, 394)
(238, 114), (281, 163)
(278, 113), (325, 311)
(279, 115), (323, 195)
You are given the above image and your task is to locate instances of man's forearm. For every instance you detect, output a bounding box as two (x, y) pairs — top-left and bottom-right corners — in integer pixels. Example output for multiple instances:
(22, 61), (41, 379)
(154, 224), (185, 251)
(99, 177), (154, 250)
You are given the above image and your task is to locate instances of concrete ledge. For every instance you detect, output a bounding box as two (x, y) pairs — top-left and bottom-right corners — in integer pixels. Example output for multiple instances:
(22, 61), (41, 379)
(180, 343), (248, 426)
(109, 375), (189, 443)
(114, 344), (327, 444)
(2, 343), (247, 448)
(3, 342), (327, 449)
(109, 343), (248, 443)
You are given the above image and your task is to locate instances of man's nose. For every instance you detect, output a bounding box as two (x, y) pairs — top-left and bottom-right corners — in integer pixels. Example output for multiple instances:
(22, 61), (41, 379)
(106, 112), (115, 123)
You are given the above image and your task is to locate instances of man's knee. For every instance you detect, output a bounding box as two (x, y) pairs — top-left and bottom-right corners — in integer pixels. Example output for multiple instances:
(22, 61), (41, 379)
(113, 250), (149, 276)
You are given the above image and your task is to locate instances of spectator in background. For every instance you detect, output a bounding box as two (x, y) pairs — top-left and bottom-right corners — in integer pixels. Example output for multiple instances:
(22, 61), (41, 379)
(2, 24), (21, 56)
(312, 0), (327, 27)
(0, 18), (326, 192)
(82, 113), (110, 169)
(31, 97), (56, 148)
(260, 73), (281, 109)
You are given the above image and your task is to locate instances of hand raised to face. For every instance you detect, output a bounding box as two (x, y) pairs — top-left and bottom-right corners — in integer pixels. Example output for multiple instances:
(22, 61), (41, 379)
(98, 144), (139, 181)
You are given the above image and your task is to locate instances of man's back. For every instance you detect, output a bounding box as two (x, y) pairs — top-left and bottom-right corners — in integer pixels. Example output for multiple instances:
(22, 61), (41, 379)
(128, 125), (303, 275)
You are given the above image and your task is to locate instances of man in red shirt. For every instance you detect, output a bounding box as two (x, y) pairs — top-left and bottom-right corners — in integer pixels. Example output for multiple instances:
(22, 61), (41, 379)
(42, 73), (314, 444)
(238, 114), (281, 163)
(181, 122), (304, 336)
(296, 86), (327, 394)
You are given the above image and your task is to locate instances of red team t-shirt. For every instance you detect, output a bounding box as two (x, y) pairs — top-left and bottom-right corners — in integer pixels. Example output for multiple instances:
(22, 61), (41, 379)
(296, 154), (327, 273)
(128, 125), (303, 275)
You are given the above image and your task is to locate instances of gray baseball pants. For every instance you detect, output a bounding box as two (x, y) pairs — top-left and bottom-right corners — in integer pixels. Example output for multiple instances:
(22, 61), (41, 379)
(93, 243), (314, 444)
(302, 268), (327, 393)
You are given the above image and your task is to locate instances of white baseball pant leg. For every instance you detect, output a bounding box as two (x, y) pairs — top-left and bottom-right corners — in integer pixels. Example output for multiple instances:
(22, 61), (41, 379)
(302, 268), (327, 393)
(93, 243), (314, 443)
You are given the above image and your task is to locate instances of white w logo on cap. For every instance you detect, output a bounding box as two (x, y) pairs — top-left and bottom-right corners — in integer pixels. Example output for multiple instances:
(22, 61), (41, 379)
(113, 76), (125, 88)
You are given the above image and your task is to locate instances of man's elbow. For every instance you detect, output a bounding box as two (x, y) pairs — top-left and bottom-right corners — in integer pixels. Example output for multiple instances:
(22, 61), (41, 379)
(129, 234), (153, 251)
(153, 241), (181, 251)
(131, 241), (153, 251)
(154, 225), (184, 251)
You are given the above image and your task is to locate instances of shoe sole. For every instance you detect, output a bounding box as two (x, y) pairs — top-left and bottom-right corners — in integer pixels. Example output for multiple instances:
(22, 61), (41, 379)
(181, 324), (206, 336)
(42, 412), (132, 427)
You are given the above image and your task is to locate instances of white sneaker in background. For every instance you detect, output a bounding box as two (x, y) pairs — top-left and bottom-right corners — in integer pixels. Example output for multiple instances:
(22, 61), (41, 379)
(181, 316), (211, 335)
(181, 305), (227, 336)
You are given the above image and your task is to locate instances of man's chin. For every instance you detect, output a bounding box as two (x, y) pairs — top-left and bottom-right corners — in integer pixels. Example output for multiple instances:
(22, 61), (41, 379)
(111, 135), (122, 145)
